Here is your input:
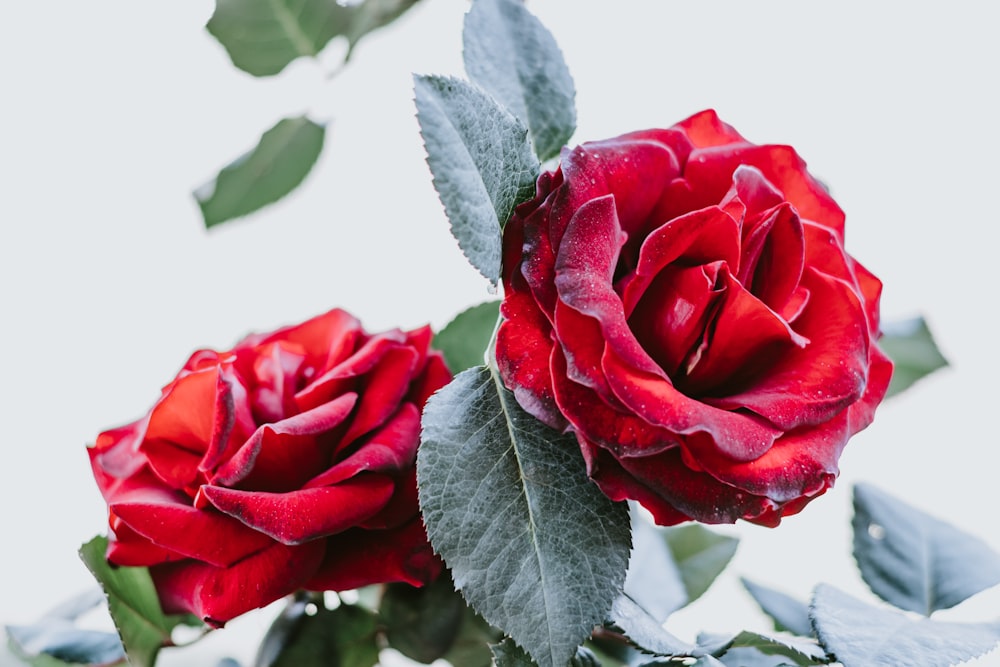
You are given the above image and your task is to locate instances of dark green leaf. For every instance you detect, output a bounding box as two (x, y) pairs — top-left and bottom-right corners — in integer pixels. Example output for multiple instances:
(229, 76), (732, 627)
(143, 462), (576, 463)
(879, 316), (948, 397)
(380, 576), (466, 664)
(853, 483), (1000, 615)
(713, 631), (828, 666)
(606, 595), (694, 657)
(462, 0), (576, 161)
(418, 366), (631, 667)
(433, 300), (500, 373)
(195, 116), (325, 228)
(663, 525), (738, 604)
(811, 584), (1000, 667)
(741, 578), (813, 637)
(491, 639), (604, 667)
(206, 0), (421, 76)
(414, 75), (540, 285)
(79, 536), (204, 667)
(258, 601), (378, 667)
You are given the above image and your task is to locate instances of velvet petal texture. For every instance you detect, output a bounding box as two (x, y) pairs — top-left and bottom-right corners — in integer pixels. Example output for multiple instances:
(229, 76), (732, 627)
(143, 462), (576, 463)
(88, 309), (448, 625)
(497, 110), (892, 525)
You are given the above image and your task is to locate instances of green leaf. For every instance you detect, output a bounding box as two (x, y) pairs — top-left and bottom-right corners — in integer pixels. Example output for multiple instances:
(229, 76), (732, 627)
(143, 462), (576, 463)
(205, 0), (421, 77)
(195, 116), (326, 228)
(879, 316), (948, 397)
(741, 578), (813, 637)
(491, 639), (604, 667)
(79, 536), (204, 667)
(663, 525), (738, 604)
(380, 576), (466, 664)
(462, 0), (576, 161)
(810, 584), (1000, 667)
(414, 75), (540, 285)
(418, 366), (631, 667)
(433, 300), (500, 373)
(712, 631), (828, 666)
(257, 600), (379, 667)
(852, 483), (1000, 615)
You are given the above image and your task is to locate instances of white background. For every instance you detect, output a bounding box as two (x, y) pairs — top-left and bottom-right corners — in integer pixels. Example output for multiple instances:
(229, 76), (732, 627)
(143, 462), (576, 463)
(2, 1), (999, 665)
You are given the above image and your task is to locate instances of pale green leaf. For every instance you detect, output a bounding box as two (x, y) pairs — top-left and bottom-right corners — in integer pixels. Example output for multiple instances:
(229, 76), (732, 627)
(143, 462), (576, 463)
(463, 0), (576, 161)
(811, 584), (1000, 667)
(414, 75), (539, 284)
(853, 483), (1000, 615)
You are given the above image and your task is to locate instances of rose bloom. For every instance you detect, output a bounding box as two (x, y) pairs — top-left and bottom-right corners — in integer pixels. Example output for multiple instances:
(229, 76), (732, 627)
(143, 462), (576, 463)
(88, 309), (450, 625)
(497, 110), (892, 526)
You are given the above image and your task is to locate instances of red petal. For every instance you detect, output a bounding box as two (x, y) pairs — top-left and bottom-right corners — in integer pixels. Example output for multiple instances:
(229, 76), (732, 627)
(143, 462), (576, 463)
(152, 541), (325, 626)
(705, 267), (869, 430)
(211, 393), (358, 490)
(600, 347), (782, 461)
(305, 518), (441, 591)
(672, 109), (748, 149)
(202, 474), (395, 545)
(305, 403), (421, 489)
(111, 491), (274, 567)
(680, 413), (848, 503)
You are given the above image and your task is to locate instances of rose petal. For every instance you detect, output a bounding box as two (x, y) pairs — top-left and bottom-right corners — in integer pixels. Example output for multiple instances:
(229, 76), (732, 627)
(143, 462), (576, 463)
(704, 267), (869, 429)
(305, 403), (421, 489)
(679, 413), (849, 503)
(106, 517), (181, 566)
(152, 540), (325, 626)
(305, 518), (441, 591)
(601, 347), (783, 461)
(111, 490), (274, 567)
(202, 474), (395, 545)
(211, 392), (358, 490)
(582, 437), (777, 525)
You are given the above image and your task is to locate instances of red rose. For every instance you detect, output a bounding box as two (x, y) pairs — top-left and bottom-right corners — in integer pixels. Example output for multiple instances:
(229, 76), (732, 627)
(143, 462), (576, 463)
(496, 110), (892, 527)
(88, 309), (450, 625)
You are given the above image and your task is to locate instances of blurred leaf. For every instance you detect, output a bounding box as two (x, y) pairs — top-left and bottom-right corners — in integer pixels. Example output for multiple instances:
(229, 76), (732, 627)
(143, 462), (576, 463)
(811, 584), (1000, 667)
(195, 116), (325, 228)
(414, 75), (540, 285)
(740, 578), (813, 637)
(257, 601), (378, 667)
(623, 512), (688, 622)
(879, 316), (948, 397)
(663, 525), (738, 604)
(711, 631), (828, 666)
(206, 0), (421, 77)
(418, 366), (631, 667)
(853, 483), (1000, 615)
(463, 0), (576, 161)
(433, 300), (500, 373)
(606, 595), (695, 657)
(380, 576), (466, 664)
(340, 0), (421, 59)
(440, 602), (503, 667)
(79, 536), (203, 667)
(491, 639), (603, 667)
(6, 623), (124, 666)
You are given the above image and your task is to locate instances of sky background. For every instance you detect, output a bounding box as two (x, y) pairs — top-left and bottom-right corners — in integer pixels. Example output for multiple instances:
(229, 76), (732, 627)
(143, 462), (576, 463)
(2, 1), (999, 665)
